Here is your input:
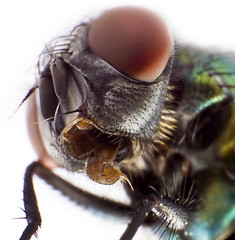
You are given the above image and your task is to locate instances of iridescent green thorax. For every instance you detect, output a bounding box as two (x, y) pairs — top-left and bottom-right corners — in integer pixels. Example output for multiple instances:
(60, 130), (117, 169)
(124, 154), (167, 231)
(160, 46), (235, 239)
(188, 170), (235, 240)
(174, 47), (235, 114)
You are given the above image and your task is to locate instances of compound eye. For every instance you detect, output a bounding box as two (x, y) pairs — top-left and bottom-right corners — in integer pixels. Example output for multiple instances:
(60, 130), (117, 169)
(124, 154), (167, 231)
(88, 7), (172, 82)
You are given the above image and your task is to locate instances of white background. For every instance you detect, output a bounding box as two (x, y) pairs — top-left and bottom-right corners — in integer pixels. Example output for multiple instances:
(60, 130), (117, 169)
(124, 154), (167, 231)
(1, 0), (235, 239)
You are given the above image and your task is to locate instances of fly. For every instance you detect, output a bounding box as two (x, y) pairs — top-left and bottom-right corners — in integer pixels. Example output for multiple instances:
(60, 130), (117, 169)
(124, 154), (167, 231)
(18, 6), (235, 240)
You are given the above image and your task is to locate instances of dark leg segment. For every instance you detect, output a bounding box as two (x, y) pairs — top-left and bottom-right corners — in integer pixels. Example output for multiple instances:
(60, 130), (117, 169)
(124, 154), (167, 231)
(20, 161), (135, 239)
(120, 195), (156, 240)
(34, 163), (132, 216)
(20, 162), (42, 240)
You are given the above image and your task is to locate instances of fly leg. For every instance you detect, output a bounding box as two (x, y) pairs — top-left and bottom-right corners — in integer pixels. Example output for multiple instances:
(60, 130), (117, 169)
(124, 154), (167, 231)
(34, 162), (133, 215)
(20, 162), (42, 240)
(120, 195), (156, 240)
(20, 161), (134, 239)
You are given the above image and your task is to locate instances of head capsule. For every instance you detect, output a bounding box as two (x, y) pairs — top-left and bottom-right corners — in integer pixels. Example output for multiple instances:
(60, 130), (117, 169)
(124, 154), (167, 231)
(33, 7), (175, 185)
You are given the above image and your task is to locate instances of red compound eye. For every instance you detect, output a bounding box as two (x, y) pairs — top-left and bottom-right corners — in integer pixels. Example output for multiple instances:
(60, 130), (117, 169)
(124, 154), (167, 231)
(88, 7), (172, 82)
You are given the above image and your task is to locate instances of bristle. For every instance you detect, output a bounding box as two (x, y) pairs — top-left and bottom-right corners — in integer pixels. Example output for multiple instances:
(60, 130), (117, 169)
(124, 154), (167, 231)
(161, 109), (176, 115)
(159, 120), (176, 130)
(151, 195), (189, 231)
(154, 72), (180, 145)
(160, 115), (177, 123)
(151, 179), (200, 239)
(159, 126), (174, 136)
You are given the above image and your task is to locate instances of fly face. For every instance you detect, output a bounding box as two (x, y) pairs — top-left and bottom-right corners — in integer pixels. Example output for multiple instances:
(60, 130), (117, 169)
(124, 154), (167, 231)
(35, 7), (175, 186)
(20, 6), (235, 240)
